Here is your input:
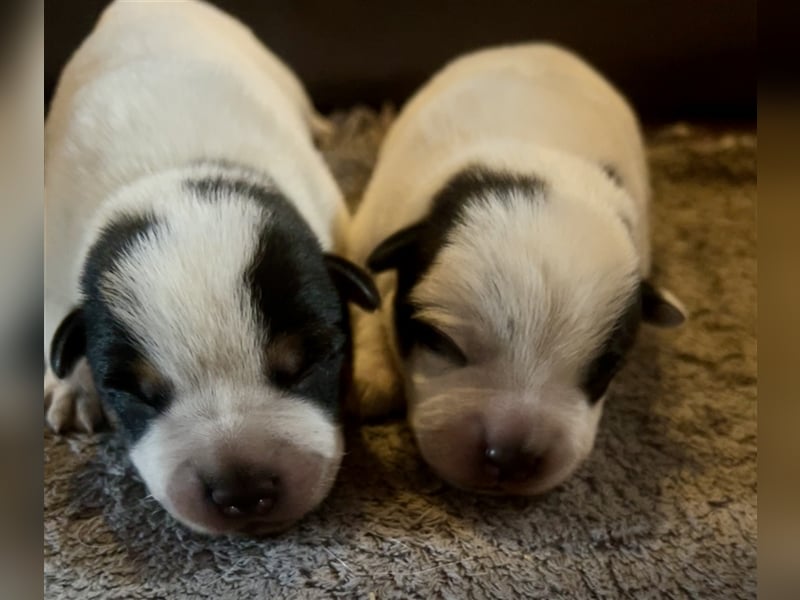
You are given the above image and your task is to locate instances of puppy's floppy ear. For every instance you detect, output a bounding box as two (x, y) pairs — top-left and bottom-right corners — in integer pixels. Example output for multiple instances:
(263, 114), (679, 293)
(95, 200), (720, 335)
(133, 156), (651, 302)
(641, 281), (687, 328)
(49, 307), (87, 378)
(324, 254), (380, 311)
(366, 224), (426, 273)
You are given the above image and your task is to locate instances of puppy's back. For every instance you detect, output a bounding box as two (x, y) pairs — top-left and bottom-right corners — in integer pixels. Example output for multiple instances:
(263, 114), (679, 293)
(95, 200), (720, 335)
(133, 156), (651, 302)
(381, 43), (644, 182)
(46, 0), (323, 213)
(350, 44), (649, 264)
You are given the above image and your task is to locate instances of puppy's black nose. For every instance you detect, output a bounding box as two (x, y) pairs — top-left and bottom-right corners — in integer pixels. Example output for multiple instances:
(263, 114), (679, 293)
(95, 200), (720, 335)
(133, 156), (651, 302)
(206, 475), (279, 518)
(484, 444), (542, 482)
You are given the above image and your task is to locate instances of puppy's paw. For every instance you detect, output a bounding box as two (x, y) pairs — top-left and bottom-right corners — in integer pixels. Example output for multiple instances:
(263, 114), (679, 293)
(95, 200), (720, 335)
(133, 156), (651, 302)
(349, 351), (404, 421)
(44, 359), (104, 434)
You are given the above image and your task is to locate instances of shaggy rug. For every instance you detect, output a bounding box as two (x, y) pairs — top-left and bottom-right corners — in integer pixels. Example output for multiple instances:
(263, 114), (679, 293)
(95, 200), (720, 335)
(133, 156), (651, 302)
(44, 109), (757, 599)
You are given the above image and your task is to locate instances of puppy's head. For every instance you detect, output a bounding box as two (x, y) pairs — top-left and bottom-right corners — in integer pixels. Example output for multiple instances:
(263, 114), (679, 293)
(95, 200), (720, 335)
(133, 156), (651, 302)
(50, 169), (378, 535)
(368, 163), (684, 496)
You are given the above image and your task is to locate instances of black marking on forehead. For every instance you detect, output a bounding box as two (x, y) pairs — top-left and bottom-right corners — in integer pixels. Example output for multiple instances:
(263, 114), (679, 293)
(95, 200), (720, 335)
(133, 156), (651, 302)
(391, 165), (546, 357)
(600, 163), (624, 188)
(81, 213), (158, 294)
(597, 162), (635, 235)
(80, 213), (169, 442)
(580, 284), (643, 403)
(185, 171), (348, 420)
(185, 172), (281, 210)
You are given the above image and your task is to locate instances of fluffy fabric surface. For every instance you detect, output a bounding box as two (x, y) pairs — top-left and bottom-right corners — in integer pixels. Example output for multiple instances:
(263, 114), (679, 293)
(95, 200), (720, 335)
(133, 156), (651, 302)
(44, 109), (756, 599)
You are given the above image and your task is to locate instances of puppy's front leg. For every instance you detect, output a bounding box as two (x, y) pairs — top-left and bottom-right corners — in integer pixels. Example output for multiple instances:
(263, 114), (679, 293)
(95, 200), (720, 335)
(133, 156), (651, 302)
(348, 305), (405, 421)
(44, 359), (104, 434)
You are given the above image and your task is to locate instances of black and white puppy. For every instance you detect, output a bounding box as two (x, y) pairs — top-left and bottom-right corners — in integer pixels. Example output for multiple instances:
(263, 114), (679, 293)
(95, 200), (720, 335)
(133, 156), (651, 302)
(347, 44), (686, 495)
(44, 0), (378, 536)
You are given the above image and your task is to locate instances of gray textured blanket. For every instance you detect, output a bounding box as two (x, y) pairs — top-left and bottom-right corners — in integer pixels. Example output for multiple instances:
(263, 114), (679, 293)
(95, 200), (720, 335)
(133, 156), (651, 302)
(44, 109), (757, 599)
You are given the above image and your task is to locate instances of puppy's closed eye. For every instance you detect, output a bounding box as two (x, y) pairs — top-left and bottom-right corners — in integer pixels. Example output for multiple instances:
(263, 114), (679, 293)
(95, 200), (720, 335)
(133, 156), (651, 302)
(104, 357), (172, 412)
(410, 319), (468, 367)
(136, 377), (172, 411)
(266, 328), (342, 388)
(266, 333), (306, 387)
(581, 350), (624, 402)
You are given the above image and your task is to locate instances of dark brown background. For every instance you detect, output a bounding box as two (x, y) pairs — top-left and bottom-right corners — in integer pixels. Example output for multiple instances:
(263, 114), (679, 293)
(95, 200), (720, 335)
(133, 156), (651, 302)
(45, 0), (756, 122)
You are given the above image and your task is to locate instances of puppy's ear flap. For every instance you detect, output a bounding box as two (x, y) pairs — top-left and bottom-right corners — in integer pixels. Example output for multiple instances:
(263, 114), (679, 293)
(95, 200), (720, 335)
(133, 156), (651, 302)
(324, 254), (381, 312)
(366, 224), (426, 273)
(49, 307), (87, 378)
(641, 281), (687, 328)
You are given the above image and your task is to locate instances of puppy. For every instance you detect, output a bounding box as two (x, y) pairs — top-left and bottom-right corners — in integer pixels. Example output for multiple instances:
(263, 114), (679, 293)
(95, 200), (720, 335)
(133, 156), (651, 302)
(44, 0), (378, 536)
(347, 44), (685, 495)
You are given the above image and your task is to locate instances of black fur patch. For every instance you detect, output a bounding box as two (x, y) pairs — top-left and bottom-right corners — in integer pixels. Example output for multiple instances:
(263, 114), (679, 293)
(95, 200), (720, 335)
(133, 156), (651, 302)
(80, 213), (166, 442)
(370, 165), (546, 359)
(185, 174), (349, 419)
(580, 286), (642, 403)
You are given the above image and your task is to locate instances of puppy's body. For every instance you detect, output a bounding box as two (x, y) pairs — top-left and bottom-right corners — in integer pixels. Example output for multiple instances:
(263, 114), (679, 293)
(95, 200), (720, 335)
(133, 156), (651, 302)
(348, 44), (682, 494)
(45, 0), (375, 536)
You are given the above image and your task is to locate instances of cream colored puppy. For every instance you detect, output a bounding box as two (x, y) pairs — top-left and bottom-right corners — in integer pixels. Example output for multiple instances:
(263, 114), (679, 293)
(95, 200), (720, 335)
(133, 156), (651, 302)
(348, 44), (685, 495)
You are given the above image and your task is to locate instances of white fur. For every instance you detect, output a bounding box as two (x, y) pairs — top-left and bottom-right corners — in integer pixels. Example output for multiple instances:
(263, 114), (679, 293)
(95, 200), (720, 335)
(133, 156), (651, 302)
(44, 0), (347, 533)
(348, 44), (651, 493)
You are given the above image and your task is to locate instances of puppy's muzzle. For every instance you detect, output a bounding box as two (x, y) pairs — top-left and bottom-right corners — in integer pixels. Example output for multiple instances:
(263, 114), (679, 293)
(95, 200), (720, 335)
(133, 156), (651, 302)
(412, 408), (573, 496)
(159, 437), (338, 536)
